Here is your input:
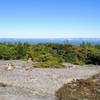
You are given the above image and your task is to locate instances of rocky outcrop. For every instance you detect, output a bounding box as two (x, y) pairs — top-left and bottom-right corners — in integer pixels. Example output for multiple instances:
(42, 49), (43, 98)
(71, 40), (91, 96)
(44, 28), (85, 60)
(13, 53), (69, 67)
(0, 60), (100, 100)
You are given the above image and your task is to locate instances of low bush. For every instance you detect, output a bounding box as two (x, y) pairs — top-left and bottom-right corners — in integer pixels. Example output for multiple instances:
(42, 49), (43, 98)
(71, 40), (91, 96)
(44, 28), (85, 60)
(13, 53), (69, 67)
(33, 61), (64, 68)
(33, 53), (64, 68)
(0, 42), (100, 66)
(56, 74), (100, 100)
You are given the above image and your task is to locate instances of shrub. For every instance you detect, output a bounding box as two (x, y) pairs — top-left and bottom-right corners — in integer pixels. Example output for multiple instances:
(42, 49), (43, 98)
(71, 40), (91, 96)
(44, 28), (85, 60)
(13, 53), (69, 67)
(86, 49), (100, 65)
(56, 74), (100, 100)
(33, 53), (64, 68)
(33, 61), (64, 68)
(0, 42), (100, 66)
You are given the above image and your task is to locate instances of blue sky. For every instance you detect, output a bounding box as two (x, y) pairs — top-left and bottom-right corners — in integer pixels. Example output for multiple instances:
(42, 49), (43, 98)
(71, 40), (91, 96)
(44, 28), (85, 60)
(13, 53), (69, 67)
(0, 0), (100, 38)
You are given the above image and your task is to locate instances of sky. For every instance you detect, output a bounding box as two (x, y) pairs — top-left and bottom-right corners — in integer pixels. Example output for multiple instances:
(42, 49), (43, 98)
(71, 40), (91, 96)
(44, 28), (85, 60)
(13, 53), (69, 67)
(0, 0), (100, 38)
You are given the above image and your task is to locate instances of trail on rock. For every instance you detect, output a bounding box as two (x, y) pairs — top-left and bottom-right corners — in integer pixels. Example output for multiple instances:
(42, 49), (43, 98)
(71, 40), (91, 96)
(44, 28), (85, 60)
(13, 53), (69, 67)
(0, 60), (100, 100)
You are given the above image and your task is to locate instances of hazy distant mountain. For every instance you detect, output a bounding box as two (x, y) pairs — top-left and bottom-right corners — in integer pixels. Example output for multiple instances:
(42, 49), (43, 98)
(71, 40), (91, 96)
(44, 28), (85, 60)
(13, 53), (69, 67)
(0, 38), (100, 44)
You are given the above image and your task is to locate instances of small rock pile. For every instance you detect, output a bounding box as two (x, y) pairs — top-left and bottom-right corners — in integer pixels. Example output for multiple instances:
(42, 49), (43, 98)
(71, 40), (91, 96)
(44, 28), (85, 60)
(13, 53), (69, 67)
(5, 63), (14, 71)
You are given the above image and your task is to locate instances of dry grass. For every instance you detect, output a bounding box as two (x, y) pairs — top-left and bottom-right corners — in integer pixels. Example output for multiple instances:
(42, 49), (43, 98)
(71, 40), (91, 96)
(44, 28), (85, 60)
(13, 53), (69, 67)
(56, 73), (100, 100)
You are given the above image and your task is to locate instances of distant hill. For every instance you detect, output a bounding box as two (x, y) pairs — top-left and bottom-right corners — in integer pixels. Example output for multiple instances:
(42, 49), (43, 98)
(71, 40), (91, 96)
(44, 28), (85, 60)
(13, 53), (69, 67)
(0, 38), (100, 44)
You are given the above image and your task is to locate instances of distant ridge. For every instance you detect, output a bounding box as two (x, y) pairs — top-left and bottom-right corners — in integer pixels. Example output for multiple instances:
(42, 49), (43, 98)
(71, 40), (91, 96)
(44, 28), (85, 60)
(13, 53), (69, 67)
(0, 38), (100, 44)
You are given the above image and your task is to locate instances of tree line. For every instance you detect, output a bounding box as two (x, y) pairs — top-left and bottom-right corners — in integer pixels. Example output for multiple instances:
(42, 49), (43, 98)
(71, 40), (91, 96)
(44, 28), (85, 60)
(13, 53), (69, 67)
(0, 42), (100, 67)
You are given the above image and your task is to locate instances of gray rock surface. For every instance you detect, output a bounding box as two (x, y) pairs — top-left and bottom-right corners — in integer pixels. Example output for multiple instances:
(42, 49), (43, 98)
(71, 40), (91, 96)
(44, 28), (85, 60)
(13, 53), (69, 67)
(0, 60), (100, 100)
